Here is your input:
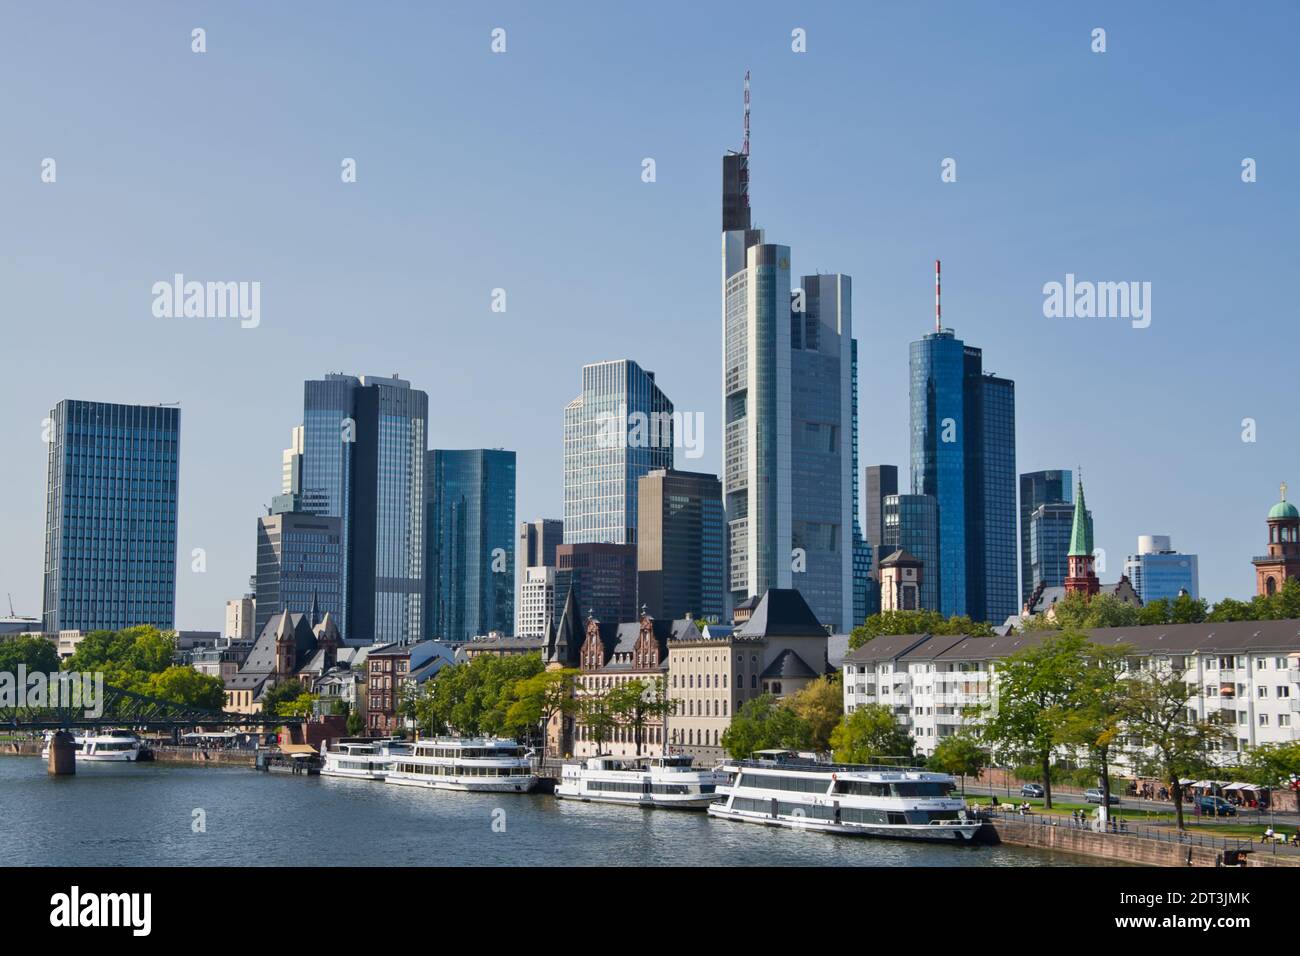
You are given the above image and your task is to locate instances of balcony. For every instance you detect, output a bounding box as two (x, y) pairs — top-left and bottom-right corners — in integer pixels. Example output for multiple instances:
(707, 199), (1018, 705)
(1288, 669), (1300, 684)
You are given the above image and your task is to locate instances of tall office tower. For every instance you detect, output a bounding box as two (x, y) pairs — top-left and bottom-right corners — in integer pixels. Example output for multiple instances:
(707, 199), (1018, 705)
(720, 80), (858, 630)
(253, 510), (343, 637)
(851, 342), (871, 627)
(864, 465), (899, 571)
(426, 448), (517, 643)
(1018, 469), (1073, 605)
(1124, 535), (1199, 604)
(517, 518), (563, 633)
(909, 271), (1016, 623)
(1027, 502), (1079, 599)
(910, 329), (967, 616)
(967, 371), (1017, 624)
(881, 494), (940, 612)
(519, 519), (563, 570)
(224, 595), (255, 640)
(553, 542), (637, 626)
(518, 566), (556, 637)
(636, 469), (725, 623)
(281, 425), (304, 496)
(297, 373), (428, 643)
(42, 400), (180, 633)
(564, 359), (674, 547)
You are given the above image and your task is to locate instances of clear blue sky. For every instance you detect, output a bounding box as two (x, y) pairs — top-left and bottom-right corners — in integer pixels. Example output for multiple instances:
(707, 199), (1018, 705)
(2, 2), (1296, 629)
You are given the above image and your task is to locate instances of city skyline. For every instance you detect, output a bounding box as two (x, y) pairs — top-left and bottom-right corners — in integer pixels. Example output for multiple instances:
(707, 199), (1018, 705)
(3, 4), (1298, 628)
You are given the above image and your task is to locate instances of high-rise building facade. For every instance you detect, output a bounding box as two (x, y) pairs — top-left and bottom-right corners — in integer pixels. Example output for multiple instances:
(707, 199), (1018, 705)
(1019, 469), (1072, 605)
(881, 494), (939, 612)
(564, 359), (673, 546)
(909, 330), (968, 616)
(1028, 502), (1077, 600)
(426, 448), (517, 643)
(295, 373), (428, 644)
(636, 469), (725, 623)
(224, 595), (255, 640)
(864, 465), (900, 573)
(518, 566), (556, 637)
(909, 325), (1017, 622)
(720, 97), (858, 631)
(517, 518), (563, 634)
(553, 542), (637, 627)
(1124, 535), (1199, 604)
(42, 400), (180, 633)
(254, 511), (343, 637)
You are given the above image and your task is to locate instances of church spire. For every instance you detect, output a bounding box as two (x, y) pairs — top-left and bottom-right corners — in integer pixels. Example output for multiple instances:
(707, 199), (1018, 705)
(1064, 471), (1100, 598)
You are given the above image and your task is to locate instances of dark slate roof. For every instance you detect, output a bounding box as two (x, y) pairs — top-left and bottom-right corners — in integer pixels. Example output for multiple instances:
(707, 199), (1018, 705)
(225, 612), (318, 698)
(734, 596), (759, 613)
(734, 589), (826, 638)
(880, 548), (921, 567)
(547, 588), (584, 667)
(842, 618), (1300, 665)
(760, 648), (818, 680)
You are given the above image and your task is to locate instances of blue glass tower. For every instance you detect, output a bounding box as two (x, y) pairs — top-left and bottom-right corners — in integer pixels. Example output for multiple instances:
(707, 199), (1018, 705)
(882, 493), (940, 612)
(1019, 469), (1072, 606)
(969, 372), (1018, 624)
(42, 400), (180, 632)
(426, 448), (517, 643)
(910, 330), (967, 616)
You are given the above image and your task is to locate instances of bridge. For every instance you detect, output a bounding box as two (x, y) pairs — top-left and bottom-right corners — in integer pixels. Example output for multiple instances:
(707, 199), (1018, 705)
(1, 682), (300, 731)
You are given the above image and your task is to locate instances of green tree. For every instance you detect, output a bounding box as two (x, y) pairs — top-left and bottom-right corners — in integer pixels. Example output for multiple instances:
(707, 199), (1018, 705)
(850, 610), (993, 649)
(1206, 598), (1258, 623)
(579, 689), (620, 754)
(721, 694), (812, 758)
(504, 668), (579, 758)
(0, 635), (60, 675)
(1240, 742), (1300, 787)
(1021, 592), (1140, 631)
(1119, 667), (1219, 830)
(261, 678), (307, 718)
(607, 677), (673, 756)
(927, 733), (988, 795)
(980, 632), (1087, 809)
(829, 703), (915, 763)
(1137, 598), (1171, 626)
(414, 653), (545, 737)
(345, 708), (365, 736)
(786, 674), (843, 751)
(140, 665), (225, 710)
(1169, 593), (1208, 624)
(278, 692), (317, 718)
(1052, 641), (1132, 811)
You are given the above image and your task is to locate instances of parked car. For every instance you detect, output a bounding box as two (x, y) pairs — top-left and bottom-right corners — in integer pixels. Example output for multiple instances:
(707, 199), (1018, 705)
(1084, 788), (1121, 805)
(1020, 783), (1045, 798)
(1195, 796), (1237, 816)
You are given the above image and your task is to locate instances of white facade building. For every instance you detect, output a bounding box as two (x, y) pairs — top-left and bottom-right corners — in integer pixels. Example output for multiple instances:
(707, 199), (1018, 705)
(842, 621), (1300, 761)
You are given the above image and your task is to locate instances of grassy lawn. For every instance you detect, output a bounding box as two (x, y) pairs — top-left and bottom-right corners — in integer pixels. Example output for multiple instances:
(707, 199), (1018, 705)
(966, 796), (1175, 823)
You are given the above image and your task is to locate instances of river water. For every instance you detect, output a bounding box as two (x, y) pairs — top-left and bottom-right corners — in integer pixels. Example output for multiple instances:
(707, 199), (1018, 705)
(0, 757), (1109, 866)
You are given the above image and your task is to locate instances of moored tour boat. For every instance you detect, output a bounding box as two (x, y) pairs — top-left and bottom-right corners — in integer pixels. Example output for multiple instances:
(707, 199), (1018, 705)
(40, 729), (144, 762)
(384, 737), (537, 793)
(707, 749), (982, 843)
(555, 753), (728, 809)
(321, 738), (412, 780)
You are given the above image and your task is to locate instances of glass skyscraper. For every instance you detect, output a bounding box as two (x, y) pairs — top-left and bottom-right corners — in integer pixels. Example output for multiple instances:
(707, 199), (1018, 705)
(296, 372), (427, 644)
(254, 510), (343, 637)
(426, 448), (517, 643)
(563, 359), (673, 546)
(910, 330), (1017, 623)
(1028, 502), (1078, 599)
(1124, 535), (1199, 604)
(1019, 469), (1072, 606)
(721, 136), (858, 631)
(636, 468), (725, 623)
(909, 331), (968, 617)
(882, 493), (939, 613)
(42, 400), (179, 633)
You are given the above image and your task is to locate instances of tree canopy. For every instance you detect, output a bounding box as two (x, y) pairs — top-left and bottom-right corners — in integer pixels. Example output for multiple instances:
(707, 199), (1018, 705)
(829, 703), (915, 763)
(721, 694), (812, 758)
(849, 610), (994, 649)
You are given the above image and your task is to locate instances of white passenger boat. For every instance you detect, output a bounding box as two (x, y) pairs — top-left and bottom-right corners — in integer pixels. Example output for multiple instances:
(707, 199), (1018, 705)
(320, 738), (412, 780)
(707, 750), (982, 842)
(555, 754), (729, 809)
(40, 729), (143, 762)
(385, 737), (537, 793)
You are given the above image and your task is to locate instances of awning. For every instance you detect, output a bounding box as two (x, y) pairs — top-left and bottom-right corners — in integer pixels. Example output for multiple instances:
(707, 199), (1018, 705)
(278, 742), (318, 755)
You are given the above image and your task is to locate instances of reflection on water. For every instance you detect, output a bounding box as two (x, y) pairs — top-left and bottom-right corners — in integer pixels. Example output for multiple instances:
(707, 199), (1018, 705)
(0, 758), (1113, 867)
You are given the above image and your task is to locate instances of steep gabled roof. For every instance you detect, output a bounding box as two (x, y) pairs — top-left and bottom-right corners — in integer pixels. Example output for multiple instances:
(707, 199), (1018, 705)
(760, 648), (817, 680)
(735, 589), (826, 638)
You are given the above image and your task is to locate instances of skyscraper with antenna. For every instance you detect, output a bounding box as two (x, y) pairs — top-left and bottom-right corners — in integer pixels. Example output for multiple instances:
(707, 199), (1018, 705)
(720, 73), (860, 630)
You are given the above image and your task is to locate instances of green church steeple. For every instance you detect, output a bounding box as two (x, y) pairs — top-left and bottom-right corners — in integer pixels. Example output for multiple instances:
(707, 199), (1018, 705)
(1068, 475), (1093, 558)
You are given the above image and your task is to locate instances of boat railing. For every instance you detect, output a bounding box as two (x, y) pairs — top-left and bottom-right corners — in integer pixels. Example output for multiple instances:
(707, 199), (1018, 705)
(726, 758), (936, 775)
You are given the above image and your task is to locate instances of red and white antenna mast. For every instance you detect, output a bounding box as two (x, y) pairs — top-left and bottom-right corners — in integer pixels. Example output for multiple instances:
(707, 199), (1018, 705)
(743, 69), (750, 156)
(934, 259), (942, 333)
